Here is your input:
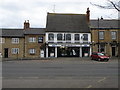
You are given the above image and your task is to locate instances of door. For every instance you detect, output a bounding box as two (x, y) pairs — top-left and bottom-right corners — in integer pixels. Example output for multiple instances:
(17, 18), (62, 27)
(4, 48), (8, 58)
(112, 47), (116, 56)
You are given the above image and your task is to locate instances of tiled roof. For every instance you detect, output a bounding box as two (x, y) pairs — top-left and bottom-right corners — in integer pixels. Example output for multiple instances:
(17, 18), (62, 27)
(0, 28), (45, 37)
(24, 28), (45, 35)
(90, 19), (119, 29)
(1, 29), (24, 37)
(46, 13), (90, 33)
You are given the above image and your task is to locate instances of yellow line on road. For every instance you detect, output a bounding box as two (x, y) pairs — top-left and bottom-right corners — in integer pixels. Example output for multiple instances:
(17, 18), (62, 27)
(97, 77), (106, 83)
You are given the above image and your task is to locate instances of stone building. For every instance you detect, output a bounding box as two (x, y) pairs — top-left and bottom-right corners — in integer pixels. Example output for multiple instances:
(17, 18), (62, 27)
(90, 19), (119, 57)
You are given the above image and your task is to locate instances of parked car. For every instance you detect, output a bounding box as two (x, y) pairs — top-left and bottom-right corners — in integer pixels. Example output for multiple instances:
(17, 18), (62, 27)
(91, 52), (109, 61)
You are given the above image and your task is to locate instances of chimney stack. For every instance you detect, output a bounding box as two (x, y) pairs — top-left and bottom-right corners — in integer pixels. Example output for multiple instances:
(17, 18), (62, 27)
(86, 8), (90, 23)
(24, 20), (30, 30)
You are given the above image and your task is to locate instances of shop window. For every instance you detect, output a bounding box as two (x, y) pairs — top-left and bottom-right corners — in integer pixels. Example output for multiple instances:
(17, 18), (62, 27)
(48, 34), (54, 40)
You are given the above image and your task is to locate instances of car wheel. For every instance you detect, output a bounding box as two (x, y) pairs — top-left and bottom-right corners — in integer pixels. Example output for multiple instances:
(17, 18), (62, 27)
(98, 58), (101, 61)
(91, 57), (93, 60)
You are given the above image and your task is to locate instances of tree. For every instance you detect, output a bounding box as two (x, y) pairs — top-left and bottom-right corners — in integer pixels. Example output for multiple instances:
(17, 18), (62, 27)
(90, 0), (120, 12)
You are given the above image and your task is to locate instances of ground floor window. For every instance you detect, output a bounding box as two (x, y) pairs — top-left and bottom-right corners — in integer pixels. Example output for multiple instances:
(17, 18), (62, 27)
(12, 48), (19, 54)
(48, 47), (55, 57)
(82, 47), (90, 57)
(57, 47), (79, 57)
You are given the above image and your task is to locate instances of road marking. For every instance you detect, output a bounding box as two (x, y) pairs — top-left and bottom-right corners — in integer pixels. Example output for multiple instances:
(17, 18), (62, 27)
(97, 77), (106, 83)
(86, 85), (92, 88)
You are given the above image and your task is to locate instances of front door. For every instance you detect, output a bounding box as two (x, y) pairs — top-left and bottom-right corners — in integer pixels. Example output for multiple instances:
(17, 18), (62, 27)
(4, 48), (8, 58)
(112, 47), (116, 56)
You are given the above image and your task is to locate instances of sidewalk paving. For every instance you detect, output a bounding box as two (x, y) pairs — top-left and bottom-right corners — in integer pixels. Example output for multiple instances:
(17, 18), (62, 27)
(1, 56), (119, 62)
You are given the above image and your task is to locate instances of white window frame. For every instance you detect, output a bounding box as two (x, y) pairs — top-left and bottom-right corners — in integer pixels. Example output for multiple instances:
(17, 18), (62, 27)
(0, 38), (5, 43)
(12, 38), (19, 44)
(29, 49), (36, 54)
(29, 37), (36, 43)
(12, 48), (19, 54)
(111, 31), (116, 40)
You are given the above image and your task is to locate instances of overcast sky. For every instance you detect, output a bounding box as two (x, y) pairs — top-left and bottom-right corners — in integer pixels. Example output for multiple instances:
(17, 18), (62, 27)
(0, 0), (119, 28)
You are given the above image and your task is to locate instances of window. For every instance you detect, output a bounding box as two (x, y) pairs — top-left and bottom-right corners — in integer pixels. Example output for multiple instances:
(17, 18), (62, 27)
(38, 36), (43, 43)
(29, 37), (36, 42)
(12, 38), (19, 44)
(83, 34), (88, 40)
(29, 49), (36, 54)
(111, 31), (116, 40)
(57, 34), (62, 40)
(66, 34), (71, 40)
(99, 31), (104, 40)
(12, 48), (19, 54)
(75, 34), (79, 40)
(48, 34), (54, 40)
(0, 38), (5, 43)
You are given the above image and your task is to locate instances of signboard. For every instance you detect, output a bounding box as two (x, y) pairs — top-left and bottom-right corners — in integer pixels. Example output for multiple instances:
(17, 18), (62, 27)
(38, 37), (43, 43)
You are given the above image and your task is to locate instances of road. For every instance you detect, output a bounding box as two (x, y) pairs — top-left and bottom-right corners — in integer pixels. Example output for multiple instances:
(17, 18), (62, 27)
(2, 58), (118, 88)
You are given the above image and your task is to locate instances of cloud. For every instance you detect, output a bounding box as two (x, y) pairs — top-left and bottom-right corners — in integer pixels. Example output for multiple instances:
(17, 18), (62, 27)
(0, 0), (118, 28)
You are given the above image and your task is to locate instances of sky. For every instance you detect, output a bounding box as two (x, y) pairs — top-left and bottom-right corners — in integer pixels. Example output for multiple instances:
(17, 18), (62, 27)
(0, 0), (119, 28)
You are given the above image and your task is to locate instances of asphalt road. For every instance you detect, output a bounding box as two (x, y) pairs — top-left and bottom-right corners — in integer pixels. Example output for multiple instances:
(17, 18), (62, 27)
(2, 58), (118, 88)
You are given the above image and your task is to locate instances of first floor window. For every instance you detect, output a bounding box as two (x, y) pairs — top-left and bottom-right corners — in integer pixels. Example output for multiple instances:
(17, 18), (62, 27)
(12, 38), (19, 44)
(48, 34), (54, 40)
(66, 34), (71, 40)
(12, 48), (19, 54)
(29, 49), (36, 54)
(99, 31), (104, 40)
(75, 34), (80, 40)
(29, 37), (36, 42)
(83, 34), (88, 41)
(57, 34), (62, 40)
(0, 38), (5, 43)
(111, 31), (116, 40)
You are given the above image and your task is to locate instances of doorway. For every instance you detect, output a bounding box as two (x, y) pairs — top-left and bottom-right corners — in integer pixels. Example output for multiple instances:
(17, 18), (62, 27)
(82, 47), (90, 57)
(4, 48), (8, 58)
(112, 47), (116, 56)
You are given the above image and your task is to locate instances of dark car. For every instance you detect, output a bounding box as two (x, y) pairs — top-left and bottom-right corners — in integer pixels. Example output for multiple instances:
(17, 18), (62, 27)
(91, 52), (109, 61)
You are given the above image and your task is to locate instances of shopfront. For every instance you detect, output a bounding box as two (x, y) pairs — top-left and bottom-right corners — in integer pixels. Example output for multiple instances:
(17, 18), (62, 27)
(46, 44), (91, 58)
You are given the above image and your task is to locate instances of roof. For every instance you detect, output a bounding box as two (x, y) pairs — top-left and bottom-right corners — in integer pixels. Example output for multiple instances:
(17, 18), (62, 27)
(24, 28), (45, 35)
(1, 29), (24, 37)
(0, 28), (45, 37)
(46, 13), (90, 33)
(90, 19), (119, 29)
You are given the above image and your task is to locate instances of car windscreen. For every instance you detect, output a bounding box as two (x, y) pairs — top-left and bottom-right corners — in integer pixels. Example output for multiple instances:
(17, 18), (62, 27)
(97, 53), (104, 56)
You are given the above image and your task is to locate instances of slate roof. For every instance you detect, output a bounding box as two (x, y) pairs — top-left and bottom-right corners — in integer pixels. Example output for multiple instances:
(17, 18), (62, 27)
(24, 28), (45, 35)
(90, 19), (119, 29)
(0, 28), (45, 37)
(0, 29), (24, 37)
(46, 13), (90, 33)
